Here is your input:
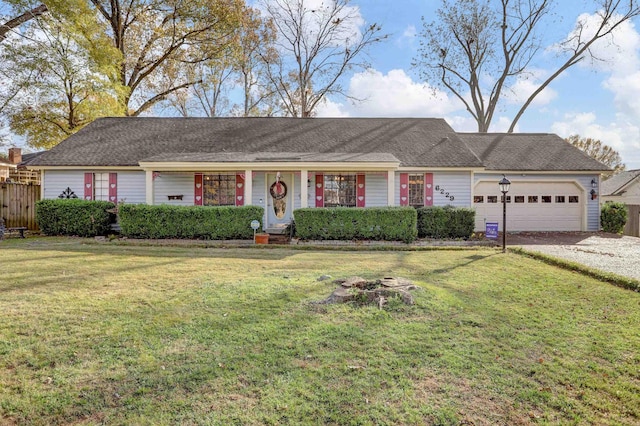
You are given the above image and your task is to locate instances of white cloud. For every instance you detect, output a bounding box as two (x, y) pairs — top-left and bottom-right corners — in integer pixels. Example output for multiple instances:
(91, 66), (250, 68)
(316, 68), (460, 117)
(503, 71), (558, 106)
(445, 115), (518, 133)
(395, 24), (417, 48)
(604, 71), (640, 118)
(548, 11), (640, 169)
(561, 13), (640, 74)
(551, 112), (640, 169)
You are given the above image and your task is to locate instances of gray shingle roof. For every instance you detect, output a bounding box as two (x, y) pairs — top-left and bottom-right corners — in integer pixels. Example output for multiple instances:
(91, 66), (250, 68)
(458, 133), (611, 171)
(28, 117), (609, 171)
(28, 117), (482, 168)
(601, 169), (640, 195)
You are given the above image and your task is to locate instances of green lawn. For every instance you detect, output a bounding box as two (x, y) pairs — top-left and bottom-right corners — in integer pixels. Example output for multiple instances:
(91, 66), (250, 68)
(0, 238), (638, 425)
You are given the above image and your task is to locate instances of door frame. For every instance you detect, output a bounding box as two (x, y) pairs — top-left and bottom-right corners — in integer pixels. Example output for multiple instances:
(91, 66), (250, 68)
(265, 172), (294, 228)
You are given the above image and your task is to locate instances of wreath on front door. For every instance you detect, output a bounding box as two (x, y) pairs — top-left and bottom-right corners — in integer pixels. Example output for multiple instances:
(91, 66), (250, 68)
(269, 181), (287, 200)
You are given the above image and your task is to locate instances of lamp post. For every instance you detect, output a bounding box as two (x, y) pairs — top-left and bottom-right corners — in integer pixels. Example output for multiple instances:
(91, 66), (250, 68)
(499, 175), (511, 253)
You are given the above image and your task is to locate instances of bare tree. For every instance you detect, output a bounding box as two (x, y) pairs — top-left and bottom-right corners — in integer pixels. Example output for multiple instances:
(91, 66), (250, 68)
(567, 134), (626, 175)
(261, 0), (387, 117)
(415, 0), (640, 132)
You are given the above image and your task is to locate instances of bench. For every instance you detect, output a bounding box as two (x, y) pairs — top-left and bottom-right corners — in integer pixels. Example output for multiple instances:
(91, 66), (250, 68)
(0, 225), (27, 239)
(8, 227), (27, 238)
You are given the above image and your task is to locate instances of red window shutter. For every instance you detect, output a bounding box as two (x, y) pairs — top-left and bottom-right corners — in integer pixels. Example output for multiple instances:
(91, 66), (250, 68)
(425, 173), (434, 206)
(356, 174), (366, 207)
(235, 174), (245, 206)
(315, 173), (324, 207)
(194, 173), (203, 206)
(109, 173), (118, 203)
(399, 173), (409, 206)
(84, 173), (93, 200)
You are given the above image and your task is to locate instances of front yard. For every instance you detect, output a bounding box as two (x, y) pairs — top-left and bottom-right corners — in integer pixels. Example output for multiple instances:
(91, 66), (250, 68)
(0, 238), (638, 425)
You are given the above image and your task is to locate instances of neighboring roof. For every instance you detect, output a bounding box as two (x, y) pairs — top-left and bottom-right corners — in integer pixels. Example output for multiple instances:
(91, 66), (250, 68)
(19, 151), (46, 167)
(601, 169), (640, 196)
(27, 117), (609, 172)
(27, 117), (482, 168)
(0, 160), (16, 168)
(458, 133), (611, 172)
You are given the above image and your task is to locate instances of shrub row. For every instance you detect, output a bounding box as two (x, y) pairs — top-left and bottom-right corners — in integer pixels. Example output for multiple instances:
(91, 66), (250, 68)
(36, 199), (115, 237)
(118, 204), (264, 239)
(293, 207), (418, 243)
(417, 206), (476, 239)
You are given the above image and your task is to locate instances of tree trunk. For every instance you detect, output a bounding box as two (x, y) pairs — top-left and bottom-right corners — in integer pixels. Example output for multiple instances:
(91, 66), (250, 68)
(0, 4), (48, 40)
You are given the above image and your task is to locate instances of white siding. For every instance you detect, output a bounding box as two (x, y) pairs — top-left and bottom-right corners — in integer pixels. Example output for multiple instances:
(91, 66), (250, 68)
(433, 172), (472, 207)
(365, 173), (388, 207)
(116, 171), (146, 204)
(307, 172), (317, 207)
(293, 173), (302, 210)
(154, 172), (194, 206)
(43, 170), (85, 200)
(42, 170), (145, 204)
(252, 172), (267, 208)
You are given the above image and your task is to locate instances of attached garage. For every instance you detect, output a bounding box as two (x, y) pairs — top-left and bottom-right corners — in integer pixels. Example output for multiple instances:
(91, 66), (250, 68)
(473, 180), (586, 231)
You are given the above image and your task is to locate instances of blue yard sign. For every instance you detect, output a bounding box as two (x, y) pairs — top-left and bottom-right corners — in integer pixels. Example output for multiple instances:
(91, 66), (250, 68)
(485, 222), (499, 239)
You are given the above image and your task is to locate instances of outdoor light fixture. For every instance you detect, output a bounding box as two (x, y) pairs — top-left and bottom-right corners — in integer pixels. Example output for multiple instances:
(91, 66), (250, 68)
(590, 189), (598, 200)
(591, 178), (598, 188)
(499, 175), (511, 253)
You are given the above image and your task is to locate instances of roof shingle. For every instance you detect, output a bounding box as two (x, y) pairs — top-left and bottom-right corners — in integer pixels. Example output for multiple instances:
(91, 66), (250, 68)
(28, 117), (609, 172)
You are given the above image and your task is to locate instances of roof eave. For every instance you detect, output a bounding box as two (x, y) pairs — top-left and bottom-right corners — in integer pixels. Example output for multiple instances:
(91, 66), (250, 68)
(138, 160), (401, 172)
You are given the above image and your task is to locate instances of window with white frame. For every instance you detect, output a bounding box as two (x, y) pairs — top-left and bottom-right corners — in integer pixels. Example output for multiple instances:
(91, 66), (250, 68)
(93, 173), (110, 201)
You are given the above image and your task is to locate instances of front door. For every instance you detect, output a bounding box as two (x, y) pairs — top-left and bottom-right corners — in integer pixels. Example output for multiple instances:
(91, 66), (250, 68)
(266, 172), (293, 228)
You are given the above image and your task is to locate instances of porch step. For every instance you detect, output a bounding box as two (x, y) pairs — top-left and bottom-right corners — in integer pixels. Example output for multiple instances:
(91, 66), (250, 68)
(264, 227), (288, 234)
(266, 233), (290, 245)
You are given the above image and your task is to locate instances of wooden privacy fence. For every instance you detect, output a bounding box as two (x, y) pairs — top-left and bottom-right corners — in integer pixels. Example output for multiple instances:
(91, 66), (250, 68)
(625, 204), (640, 237)
(0, 183), (40, 230)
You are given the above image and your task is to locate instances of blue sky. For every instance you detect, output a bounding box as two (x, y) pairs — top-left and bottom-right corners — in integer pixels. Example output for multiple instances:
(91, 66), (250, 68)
(3, 0), (639, 170)
(312, 0), (640, 170)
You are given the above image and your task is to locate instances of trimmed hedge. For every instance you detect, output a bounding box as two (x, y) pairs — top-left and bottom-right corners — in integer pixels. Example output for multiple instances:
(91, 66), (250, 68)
(601, 202), (627, 234)
(36, 199), (115, 237)
(118, 204), (264, 239)
(417, 206), (475, 239)
(293, 207), (418, 243)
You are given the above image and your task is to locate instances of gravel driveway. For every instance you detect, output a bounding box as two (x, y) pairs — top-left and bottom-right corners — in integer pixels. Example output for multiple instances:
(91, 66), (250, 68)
(511, 232), (640, 281)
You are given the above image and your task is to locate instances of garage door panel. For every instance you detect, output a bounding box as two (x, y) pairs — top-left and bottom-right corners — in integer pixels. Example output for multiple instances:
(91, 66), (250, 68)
(474, 181), (584, 232)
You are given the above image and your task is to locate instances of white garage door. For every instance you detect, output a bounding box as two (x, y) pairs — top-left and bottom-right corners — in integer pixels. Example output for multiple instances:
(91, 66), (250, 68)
(473, 181), (584, 231)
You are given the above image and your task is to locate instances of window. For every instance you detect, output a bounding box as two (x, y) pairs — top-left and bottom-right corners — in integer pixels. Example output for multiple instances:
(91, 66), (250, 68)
(474, 195), (484, 203)
(203, 174), (235, 206)
(93, 173), (110, 201)
(528, 196), (538, 203)
(555, 196), (566, 203)
(487, 196), (498, 203)
(408, 174), (424, 207)
(542, 196), (552, 203)
(500, 195), (511, 203)
(569, 196), (579, 203)
(324, 174), (356, 207)
(514, 196), (525, 203)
